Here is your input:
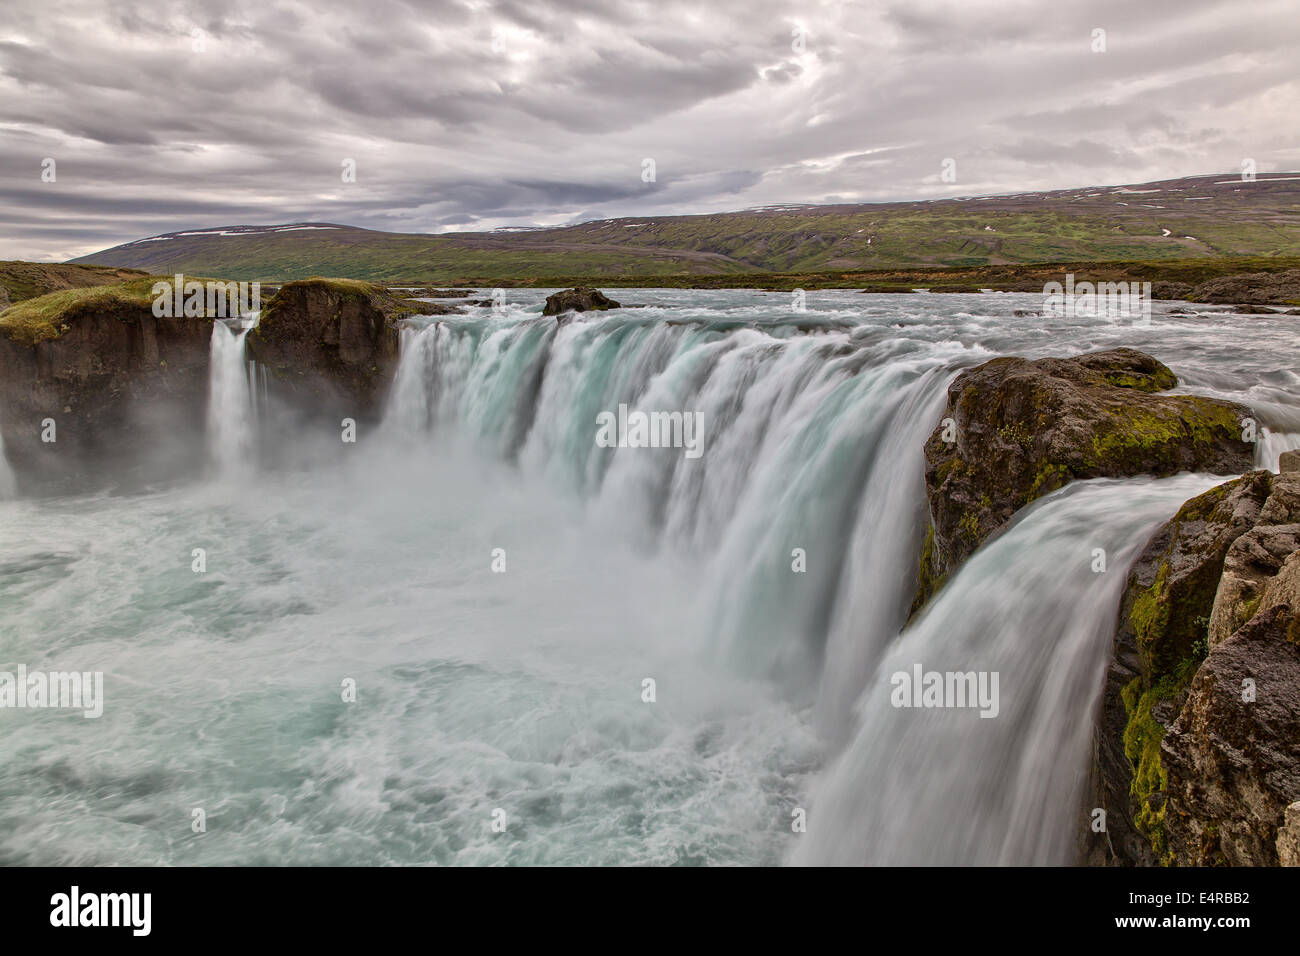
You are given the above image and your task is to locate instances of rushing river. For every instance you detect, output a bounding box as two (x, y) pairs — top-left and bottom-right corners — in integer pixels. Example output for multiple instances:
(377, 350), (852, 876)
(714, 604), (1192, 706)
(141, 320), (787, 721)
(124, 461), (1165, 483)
(1, 290), (1297, 865)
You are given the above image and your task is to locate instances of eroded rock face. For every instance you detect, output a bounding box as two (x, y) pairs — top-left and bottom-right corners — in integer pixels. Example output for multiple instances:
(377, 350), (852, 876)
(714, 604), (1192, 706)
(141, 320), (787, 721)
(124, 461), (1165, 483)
(541, 287), (621, 317)
(1162, 604), (1300, 865)
(0, 277), (446, 491)
(0, 304), (212, 492)
(1086, 470), (1300, 865)
(1208, 525), (1300, 649)
(913, 348), (1254, 615)
(1278, 803), (1300, 865)
(246, 279), (441, 421)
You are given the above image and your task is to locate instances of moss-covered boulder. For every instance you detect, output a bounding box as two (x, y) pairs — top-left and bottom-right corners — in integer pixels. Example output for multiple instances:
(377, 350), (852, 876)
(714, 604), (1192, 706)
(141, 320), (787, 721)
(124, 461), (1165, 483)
(912, 348), (1254, 616)
(1087, 468), (1300, 865)
(246, 278), (450, 420)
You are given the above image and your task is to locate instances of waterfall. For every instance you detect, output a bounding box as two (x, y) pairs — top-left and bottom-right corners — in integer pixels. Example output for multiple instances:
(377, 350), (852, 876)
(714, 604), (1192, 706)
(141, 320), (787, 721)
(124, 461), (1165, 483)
(7, 291), (1294, 866)
(0, 427), (14, 499)
(378, 305), (1290, 864)
(207, 312), (260, 474)
(790, 472), (1222, 865)
(383, 314), (974, 702)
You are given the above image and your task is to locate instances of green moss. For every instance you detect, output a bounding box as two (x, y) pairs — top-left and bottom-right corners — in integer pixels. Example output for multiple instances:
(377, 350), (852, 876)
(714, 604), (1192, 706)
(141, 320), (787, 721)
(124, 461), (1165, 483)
(1129, 561), (1171, 659)
(1177, 480), (1231, 522)
(1232, 591), (1263, 633)
(934, 455), (966, 485)
(0, 275), (200, 345)
(1122, 540), (1217, 863)
(1089, 399), (1241, 474)
(1104, 366), (1176, 392)
(1025, 462), (1070, 504)
(1122, 653), (1202, 863)
(910, 524), (948, 619)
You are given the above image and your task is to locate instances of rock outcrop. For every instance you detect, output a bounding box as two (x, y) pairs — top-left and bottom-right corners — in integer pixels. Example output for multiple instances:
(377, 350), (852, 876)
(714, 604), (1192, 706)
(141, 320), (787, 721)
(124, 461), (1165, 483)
(0, 275), (443, 492)
(1279, 803), (1300, 865)
(0, 278), (212, 492)
(541, 287), (620, 317)
(913, 348), (1254, 615)
(1087, 462), (1300, 865)
(246, 278), (445, 420)
(1190, 269), (1300, 306)
(1162, 604), (1300, 865)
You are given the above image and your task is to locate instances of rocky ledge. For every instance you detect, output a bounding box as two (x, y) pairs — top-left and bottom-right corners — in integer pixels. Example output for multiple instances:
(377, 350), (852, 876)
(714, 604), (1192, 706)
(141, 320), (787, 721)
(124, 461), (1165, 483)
(1084, 454), (1300, 866)
(0, 276), (444, 492)
(912, 348), (1254, 616)
(0, 277), (213, 490)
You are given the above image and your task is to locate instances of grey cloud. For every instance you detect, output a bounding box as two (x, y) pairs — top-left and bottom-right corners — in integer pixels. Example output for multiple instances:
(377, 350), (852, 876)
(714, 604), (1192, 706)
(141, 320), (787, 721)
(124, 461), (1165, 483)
(0, 0), (1297, 260)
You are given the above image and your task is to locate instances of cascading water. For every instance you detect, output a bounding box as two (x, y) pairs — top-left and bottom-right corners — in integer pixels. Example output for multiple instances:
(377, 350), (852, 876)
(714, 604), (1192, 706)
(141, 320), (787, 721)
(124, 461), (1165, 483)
(2, 291), (1296, 864)
(0, 427), (15, 499)
(207, 312), (260, 473)
(374, 294), (1298, 863)
(386, 312), (978, 703)
(791, 473), (1223, 865)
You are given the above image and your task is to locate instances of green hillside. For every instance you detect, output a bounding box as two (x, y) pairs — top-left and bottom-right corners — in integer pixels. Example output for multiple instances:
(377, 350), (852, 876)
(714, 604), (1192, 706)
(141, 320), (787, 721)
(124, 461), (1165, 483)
(72, 174), (1300, 283)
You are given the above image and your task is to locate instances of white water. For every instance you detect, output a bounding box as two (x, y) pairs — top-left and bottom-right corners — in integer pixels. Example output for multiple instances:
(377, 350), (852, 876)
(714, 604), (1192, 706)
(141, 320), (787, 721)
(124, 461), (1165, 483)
(0, 428), (14, 499)
(0, 291), (1296, 864)
(791, 473), (1222, 865)
(207, 312), (260, 474)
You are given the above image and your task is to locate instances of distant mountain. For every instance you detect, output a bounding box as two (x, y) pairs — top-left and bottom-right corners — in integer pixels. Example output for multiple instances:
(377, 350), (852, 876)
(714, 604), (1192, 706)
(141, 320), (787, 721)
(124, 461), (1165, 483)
(72, 174), (1300, 282)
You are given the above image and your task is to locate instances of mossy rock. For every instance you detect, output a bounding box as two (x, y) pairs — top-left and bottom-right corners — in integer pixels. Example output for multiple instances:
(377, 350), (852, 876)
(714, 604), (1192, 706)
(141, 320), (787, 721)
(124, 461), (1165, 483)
(1094, 470), (1300, 865)
(0, 275), (222, 346)
(912, 348), (1254, 616)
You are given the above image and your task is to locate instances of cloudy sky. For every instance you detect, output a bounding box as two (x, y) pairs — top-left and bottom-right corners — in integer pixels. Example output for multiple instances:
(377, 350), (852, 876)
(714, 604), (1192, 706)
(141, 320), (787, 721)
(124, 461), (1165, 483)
(1, 0), (1298, 260)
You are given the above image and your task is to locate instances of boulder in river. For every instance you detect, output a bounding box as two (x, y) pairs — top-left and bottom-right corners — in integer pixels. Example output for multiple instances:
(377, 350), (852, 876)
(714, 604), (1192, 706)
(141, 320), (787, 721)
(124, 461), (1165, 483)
(541, 287), (621, 317)
(912, 348), (1254, 616)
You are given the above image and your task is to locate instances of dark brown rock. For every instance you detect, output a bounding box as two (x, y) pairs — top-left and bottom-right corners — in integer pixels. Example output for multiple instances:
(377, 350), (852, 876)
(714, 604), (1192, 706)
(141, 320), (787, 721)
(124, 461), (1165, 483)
(246, 278), (437, 420)
(1190, 269), (1300, 305)
(1084, 472), (1275, 864)
(0, 303), (212, 493)
(1151, 281), (1194, 300)
(541, 287), (621, 317)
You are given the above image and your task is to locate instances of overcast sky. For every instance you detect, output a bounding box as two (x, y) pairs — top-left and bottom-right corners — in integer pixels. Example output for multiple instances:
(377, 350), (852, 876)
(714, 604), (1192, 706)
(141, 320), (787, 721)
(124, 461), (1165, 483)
(1, 0), (1298, 260)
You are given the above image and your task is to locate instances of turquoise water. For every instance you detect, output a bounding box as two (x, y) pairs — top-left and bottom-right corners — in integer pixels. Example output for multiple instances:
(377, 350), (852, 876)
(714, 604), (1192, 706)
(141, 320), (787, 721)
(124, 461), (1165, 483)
(0, 290), (1296, 864)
